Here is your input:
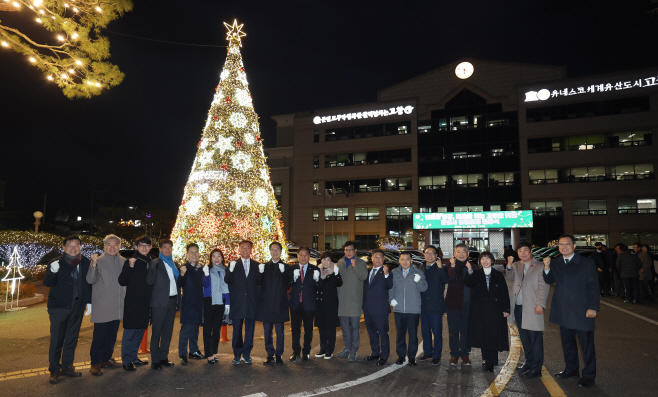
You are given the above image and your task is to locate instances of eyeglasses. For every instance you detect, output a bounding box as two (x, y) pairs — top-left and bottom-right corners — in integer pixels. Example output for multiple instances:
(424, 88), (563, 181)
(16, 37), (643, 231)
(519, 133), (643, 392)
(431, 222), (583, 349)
(138, 244), (151, 248)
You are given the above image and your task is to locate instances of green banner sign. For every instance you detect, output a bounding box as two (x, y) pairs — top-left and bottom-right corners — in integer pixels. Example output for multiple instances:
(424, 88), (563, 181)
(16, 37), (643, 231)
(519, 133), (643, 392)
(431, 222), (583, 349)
(413, 210), (533, 229)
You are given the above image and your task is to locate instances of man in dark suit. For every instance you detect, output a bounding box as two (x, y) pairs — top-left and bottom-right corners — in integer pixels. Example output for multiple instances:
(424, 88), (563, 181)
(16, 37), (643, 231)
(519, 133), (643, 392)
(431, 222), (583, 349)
(147, 238), (181, 370)
(288, 246), (321, 362)
(419, 245), (450, 365)
(44, 236), (93, 384)
(362, 249), (393, 366)
(224, 240), (261, 365)
(543, 234), (600, 388)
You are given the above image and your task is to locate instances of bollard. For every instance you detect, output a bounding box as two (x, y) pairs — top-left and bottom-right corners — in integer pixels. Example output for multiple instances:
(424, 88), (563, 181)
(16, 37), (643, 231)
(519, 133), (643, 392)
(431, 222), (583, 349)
(138, 328), (150, 353)
(220, 324), (230, 342)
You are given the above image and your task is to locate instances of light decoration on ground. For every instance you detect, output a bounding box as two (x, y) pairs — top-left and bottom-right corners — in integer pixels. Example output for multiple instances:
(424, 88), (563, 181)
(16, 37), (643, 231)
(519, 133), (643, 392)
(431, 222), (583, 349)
(2, 247), (26, 310)
(170, 20), (287, 263)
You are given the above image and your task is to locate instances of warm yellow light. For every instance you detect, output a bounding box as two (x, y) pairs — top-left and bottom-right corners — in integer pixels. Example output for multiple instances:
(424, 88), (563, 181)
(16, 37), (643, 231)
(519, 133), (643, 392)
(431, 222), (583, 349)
(96, 6), (101, 12)
(34, 0), (42, 6)
(36, 18), (42, 23)
(75, 60), (82, 65)
(68, 69), (74, 74)
(64, 3), (68, 7)
(47, 75), (53, 80)
(72, 33), (78, 39)
(58, 35), (64, 41)
(29, 57), (36, 63)
(51, 16), (55, 19)
(95, 83), (101, 87)
(39, 9), (44, 14)
(73, 7), (78, 12)
(61, 73), (68, 79)
(1, 41), (8, 47)
(13, 2), (19, 7)
(87, 81), (92, 85)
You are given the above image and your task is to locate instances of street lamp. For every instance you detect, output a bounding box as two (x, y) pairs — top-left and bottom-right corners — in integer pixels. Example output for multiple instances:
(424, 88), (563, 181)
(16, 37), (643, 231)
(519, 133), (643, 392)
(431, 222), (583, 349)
(33, 211), (43, 233)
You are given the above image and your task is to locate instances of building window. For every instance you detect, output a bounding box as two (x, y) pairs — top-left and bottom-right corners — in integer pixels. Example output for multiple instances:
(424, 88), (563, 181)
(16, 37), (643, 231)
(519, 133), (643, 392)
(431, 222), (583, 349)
(325, 121), (412, 141)
(506, 202), (521, 211)
(386, 206), (413, 220)
(313, 130), (320, 143)
(355, 207), (380, 221)
(452, 174), (483, 187)
(620, 232), (658, 250)
(313, 182), (319, 195)
(574, 233), (609, 247)
(618, 198), (657, 214)
(354, 235), (380, 250)
(529, 169), (559, 184)
(418, 120), (432, 134)
(526, 96), (650, 123)
(313, 156), (319, 169)
(273, 184), (282, 201)
(325, 207), (348, 221)
(312, 235), (319, 249)
(419, 207), (432, 213)
(488, 172), (517, 186)
(419, 176), (447, 190)
(454, 206), (483, 212)
(529, 201), (563, 216)
(529, 164), (655, 184)
(313, 209), (319, 222)
(572, 200), (607, 216)
(324, 149), (412, 167)
(324, 235), (349, 250)
(528, 130), (652, 153)
(490, 205), (502, 211)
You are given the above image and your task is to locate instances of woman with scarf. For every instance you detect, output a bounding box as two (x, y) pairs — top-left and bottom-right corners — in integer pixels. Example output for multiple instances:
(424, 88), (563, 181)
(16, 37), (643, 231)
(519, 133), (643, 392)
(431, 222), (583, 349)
(202, 248), (230, 364)
(314, 251), (343, 359)
(463, 251), (510, 372)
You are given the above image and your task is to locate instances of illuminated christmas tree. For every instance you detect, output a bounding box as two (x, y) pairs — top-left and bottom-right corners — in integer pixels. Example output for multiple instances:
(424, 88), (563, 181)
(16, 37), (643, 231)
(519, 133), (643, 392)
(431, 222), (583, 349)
(170, 20), (287, 263)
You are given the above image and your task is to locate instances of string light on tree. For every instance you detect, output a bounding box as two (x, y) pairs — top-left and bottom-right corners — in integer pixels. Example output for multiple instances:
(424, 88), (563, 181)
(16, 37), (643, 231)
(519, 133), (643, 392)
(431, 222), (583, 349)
(170, 20), (287, 263)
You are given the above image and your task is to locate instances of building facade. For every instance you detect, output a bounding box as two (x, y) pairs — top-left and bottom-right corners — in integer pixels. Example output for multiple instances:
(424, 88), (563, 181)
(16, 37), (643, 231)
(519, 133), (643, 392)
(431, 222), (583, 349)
(267, 59), (658, 254)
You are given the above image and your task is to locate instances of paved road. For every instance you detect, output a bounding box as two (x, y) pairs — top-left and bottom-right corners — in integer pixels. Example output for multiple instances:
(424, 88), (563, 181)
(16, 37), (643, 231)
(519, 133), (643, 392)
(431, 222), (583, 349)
(1, 286), (657, 396)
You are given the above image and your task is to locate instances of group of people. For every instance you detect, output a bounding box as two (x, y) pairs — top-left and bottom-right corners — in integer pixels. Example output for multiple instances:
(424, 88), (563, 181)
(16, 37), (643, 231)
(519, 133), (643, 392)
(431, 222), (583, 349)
(43, 233), (602, 388)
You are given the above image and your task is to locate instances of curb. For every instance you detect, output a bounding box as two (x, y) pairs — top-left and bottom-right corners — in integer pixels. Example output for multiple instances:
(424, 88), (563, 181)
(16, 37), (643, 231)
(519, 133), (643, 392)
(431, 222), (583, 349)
(0, 293), (45, 312)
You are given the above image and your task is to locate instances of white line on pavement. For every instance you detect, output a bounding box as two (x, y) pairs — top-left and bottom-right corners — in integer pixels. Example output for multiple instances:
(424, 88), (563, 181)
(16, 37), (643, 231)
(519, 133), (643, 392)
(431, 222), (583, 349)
(600, 300), (658, 326)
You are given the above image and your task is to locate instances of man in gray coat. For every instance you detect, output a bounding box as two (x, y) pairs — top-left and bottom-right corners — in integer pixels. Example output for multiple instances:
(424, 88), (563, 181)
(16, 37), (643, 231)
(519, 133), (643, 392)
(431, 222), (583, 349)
(147, 239), (181, 370)
(389, 251), (428, 366)
(336, 241), (368, 362)
(86, 234), (126, 376)
(505, 242), (548, 379)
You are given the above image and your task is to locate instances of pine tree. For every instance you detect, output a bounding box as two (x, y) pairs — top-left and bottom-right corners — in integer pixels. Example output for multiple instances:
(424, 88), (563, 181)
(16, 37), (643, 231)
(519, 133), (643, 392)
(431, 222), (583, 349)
(170, 20), (287, 263)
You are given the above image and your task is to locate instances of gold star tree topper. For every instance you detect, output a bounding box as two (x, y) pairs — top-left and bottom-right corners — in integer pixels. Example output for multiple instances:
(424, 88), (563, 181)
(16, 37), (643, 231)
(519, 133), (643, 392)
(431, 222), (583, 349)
(224, 19), (246, 47)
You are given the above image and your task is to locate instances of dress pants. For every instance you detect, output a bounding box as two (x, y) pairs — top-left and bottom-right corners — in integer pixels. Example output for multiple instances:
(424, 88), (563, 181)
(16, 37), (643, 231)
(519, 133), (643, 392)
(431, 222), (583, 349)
(90, 319), (121, 364)
(291, 302), (315, 355)
(622, 277), (639, 301)
(560, 326), (596, 380)
(48, 298), (85, 373)
(394, 312), (420, 359)
(420, 312), (443, 359)
(232, 318), (256, 358)
(340, 316), (361, 353)
(178, 323), (200, 356)
(446, 301), (471, 357)
(318, 328), (337, 355)
(263, 322), (285, 357)
(364, 310), (390, 360)
(481, 348), (498, 365)
(121, 328), (145, 364)
(150, 297), (177, 363)
(514, 305), (544, 372)
(202, 298), (224, 357)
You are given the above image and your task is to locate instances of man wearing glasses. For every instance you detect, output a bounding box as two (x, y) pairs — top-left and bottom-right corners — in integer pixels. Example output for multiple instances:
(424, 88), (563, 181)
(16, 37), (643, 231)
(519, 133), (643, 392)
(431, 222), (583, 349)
(336, 241), (368, 362)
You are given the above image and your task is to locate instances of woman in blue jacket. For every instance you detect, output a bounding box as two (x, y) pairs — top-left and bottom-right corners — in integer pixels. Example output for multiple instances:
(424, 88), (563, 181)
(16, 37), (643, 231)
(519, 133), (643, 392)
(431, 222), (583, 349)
(202, 248), (230, 364)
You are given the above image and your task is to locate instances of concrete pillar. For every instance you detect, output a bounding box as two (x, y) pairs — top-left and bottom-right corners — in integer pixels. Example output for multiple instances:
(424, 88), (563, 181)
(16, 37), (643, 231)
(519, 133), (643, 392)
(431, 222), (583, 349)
(511, 228), (521, 250)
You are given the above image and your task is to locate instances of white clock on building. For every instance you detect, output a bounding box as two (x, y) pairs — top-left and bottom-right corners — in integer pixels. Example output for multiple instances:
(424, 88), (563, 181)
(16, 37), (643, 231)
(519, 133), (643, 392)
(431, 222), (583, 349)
(455, 62), (474, 79)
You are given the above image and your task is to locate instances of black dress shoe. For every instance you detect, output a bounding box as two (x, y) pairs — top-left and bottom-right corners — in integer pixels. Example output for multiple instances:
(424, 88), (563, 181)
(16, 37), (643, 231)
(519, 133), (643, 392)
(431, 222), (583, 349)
(264, 356), (275, 365)
(578, 377), (595, 387)
(301, 354), (309, 361)
(123, 363), (137, 372)
(189, 351), (204, 360)
(49, 372), (60, 384)
(376, 358), (387, 366)
(60, 365), (82, 377)
(133, 358), (148, 366)
(289, 354), (300, 362)
(418, 354), (432, 361)
(276, 355), (283, 365)
(522, 370), (542, 379)
(554, 369), (579, 379)
(151, 363), (162, 370)
(408, 358), (417, 366)
(180, 356), (189, 366)
(395, 357), (405, 365)
(431, 358), (441, 365)
(160, 360), (175, 367)
(517, 363), (529, 372)
(364, 355), (380, 361)
(485, 365), (494, 372)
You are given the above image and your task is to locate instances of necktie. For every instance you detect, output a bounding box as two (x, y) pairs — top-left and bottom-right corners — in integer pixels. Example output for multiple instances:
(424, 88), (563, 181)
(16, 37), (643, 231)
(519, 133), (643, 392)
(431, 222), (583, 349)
(74, 265), (78, 298)
(370, 268), (376, 284)
(565, 258), (570, 264)
(299, 266), (305, 302)
(403, 269), (408, 278)
(244, 260), (249, 277)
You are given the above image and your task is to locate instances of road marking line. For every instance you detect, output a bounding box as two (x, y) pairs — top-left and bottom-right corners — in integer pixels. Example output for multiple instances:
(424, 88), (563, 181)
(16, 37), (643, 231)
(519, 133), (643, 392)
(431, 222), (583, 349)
(242, 394), (268, 397)
(600, 300), (658, 326)
(480, 324), (521, 397)
(540, 366), (567, 397)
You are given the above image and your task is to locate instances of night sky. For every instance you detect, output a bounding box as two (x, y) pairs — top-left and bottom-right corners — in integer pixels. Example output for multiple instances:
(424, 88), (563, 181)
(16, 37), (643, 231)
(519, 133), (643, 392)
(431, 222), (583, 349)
(1, 0), (657, 219)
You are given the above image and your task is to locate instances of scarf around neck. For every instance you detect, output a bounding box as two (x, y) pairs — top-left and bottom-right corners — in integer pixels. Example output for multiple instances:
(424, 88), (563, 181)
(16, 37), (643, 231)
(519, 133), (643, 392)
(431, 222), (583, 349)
(63, 253), (82, 267)
(320, 262), (335, 279)
(160, 253), (179, 280)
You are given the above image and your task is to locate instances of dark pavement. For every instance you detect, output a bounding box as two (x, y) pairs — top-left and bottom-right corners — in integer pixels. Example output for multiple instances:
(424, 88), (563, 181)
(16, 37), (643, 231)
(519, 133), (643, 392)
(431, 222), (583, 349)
(1, 285), (658, 396)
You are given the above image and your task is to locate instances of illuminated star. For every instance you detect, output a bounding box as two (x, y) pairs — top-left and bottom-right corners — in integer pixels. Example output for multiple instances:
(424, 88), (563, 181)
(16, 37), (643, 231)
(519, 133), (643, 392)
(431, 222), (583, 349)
(224, 19), (246, 47)
(214, 135), (234, 155)
(261, 215), (273, 232)
(229, 187), (250, 210)
(197, 150), (214, 168)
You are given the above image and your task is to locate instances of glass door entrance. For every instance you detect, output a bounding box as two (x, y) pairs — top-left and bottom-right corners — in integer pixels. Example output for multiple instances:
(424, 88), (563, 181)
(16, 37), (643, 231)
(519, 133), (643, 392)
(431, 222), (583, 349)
(453, 230), (490, 252)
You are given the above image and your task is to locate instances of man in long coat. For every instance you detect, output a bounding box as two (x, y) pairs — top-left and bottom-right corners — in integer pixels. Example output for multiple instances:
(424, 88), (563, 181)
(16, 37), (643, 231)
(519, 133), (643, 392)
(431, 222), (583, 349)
(336, 241), (368, 362)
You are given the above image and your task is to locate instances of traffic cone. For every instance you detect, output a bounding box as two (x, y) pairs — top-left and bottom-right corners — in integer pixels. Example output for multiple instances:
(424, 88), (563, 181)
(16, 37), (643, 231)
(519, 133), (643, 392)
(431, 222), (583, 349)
(138, 328), (150, 353)
(220, 324), (230, 342)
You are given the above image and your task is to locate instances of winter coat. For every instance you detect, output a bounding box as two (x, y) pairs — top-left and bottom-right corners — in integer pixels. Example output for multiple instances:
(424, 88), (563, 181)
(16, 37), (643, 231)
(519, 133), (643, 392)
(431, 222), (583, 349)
(288, 263), (322, 312)
(421, 263), (450, 315)
(388, 266), (428, 314)
(638, 251), (653, 281)
(86, 253), (126, 323)
(224, 258), (261, 320)
(616, 252), (642, 278)
(446, 258), (479, 311)
(178, 263), (204, 324)
(463, 268), (510, 352)
(118, 253), (153, 329)
(44, 255), (92, 310)
(256, 260), (291, 323)
(336, 256), (368, 317)
(315, 268), (343, 328)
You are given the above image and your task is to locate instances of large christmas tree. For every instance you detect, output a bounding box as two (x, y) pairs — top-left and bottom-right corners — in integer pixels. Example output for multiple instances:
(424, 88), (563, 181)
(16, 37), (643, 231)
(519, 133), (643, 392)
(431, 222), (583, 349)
(170, 20), (287, 263)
